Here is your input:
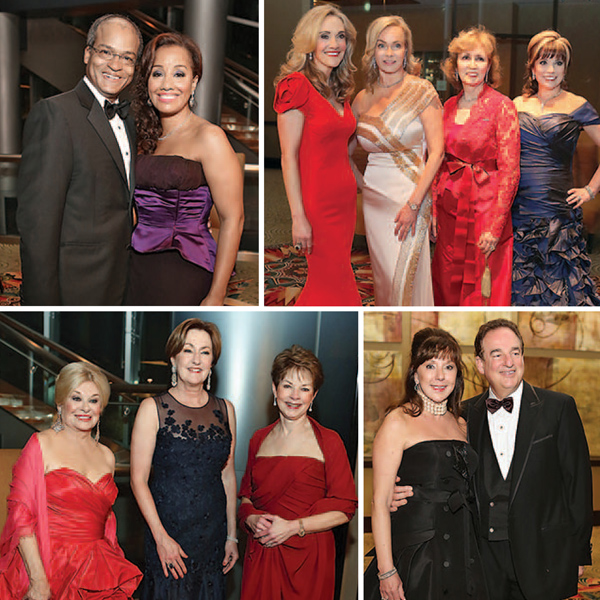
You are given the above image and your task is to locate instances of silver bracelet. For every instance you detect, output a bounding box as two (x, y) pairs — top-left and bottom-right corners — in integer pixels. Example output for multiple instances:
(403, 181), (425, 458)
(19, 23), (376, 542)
(226, 535), (239, 543)
(585, 185), (594, 200)
(377, 567), (397, 580)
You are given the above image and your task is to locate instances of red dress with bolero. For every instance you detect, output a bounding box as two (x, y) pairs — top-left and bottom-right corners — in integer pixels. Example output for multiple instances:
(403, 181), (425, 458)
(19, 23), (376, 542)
(432, 84), (520, 306)
(238, 418), (357, 600)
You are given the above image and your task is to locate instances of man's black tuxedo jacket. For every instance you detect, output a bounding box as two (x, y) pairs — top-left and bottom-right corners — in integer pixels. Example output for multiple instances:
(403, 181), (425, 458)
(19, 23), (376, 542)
(462, 382), (592, 600)
(17, 79), (135, 305)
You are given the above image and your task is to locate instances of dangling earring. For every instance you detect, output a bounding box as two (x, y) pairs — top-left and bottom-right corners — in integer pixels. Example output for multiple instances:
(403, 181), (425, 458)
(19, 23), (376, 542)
(485, 70), (489, 83)
(308, 52), (313, 60)
(171, 363), (177, 387)
(52, 410), (64, 432)
(95, 419), (100, 443)
(146, 98), (153, 107)
(309, 401), (313, 412)
(414, 381), (419, 392)
(531, 72), (535, 81)
(189, 90), (196, 109)
(403, 55), (407, 69)
(273, 396), (277, 406)
(206, 369), (212, 391)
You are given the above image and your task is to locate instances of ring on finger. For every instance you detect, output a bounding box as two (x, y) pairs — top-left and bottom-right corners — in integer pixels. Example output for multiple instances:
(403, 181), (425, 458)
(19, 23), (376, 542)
(168, 562), (174, 569)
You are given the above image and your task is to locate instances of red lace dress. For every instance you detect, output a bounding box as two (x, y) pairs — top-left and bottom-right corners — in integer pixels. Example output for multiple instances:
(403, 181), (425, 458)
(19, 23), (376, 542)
(274, 72), (361, 306)
(0, 435), (141, 599)
(432, 85), (520, 306)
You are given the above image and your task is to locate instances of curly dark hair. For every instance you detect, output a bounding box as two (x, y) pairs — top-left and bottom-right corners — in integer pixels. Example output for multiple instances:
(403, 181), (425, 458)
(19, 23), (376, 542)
(133, 32), (203, 155)
(391, 327), (464, 419)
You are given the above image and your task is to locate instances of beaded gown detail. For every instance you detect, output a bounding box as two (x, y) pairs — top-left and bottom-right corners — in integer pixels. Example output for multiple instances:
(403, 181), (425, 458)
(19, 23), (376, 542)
(512, 102), (600, 305)
(357, 77), (436, 306)
(432, 85), (520, 306)
(364, 440), (488, 600)
(128, 154), (217, 305)
(274, 72), (361, 306)
(141, 392), (232, 600)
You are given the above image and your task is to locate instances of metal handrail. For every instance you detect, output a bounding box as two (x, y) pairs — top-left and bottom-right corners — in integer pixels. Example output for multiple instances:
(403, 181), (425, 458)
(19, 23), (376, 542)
(0, 314), (163, 397)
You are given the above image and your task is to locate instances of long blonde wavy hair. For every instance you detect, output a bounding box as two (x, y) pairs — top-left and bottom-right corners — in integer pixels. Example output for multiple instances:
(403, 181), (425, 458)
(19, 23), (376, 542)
(362, 16), (421, 93)
(274, 3), (357, 103)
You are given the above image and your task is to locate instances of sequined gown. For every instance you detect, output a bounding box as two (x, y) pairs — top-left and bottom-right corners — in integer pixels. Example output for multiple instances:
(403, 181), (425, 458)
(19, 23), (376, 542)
(432, 85), (520, 306)
(273, 72), (361, 306)
(364, 440), (488, 600)
(127, 154), (217, 305)
(512, 102), (600, 305)
(141, 392), (232, 600)
(357, 76), (436, 306)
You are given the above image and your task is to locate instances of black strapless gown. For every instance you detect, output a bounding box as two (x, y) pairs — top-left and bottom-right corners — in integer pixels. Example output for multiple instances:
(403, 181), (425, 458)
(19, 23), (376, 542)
(512, 102), (600, 306)
(141, 392), (232, 600)
(364, 440), (488, 600)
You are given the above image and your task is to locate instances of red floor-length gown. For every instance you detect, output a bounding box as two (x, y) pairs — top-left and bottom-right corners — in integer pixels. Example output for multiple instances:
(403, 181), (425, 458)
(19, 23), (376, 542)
(274, 72), (362, 306)
(0, 435), (141, 599)
(431, 85), (520, 306)
(238, 418), (357, 600)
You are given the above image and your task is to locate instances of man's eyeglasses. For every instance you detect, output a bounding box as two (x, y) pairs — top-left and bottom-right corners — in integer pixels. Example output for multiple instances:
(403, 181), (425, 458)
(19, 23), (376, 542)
(89, 46), (136, 67)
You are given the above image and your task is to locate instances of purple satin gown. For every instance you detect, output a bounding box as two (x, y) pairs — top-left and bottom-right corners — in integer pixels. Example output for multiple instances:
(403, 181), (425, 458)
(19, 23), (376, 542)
(127, 154), (216, 305)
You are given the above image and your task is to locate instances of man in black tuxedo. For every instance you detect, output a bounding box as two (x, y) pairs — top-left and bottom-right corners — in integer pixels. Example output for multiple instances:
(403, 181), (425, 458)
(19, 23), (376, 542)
(17, 14), (142, 305)
(392, 318), (592, 600)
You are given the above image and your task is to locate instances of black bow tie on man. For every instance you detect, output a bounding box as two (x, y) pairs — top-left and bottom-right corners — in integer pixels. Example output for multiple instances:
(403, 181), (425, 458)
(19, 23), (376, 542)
(485, 396), (514, 414)
(104, 99), (130, 120)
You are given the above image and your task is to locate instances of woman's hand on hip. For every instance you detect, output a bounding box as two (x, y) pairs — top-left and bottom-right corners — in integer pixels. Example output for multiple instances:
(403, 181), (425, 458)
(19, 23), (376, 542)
(394, 205), (418, 241)
(477, 231), (499, 258)
(222, 539), (239, 574)
(567, 186), (594, 209)
(156, 532), (188, 579)
(380, 572), (406, 600)
(292, 214), (313, 254)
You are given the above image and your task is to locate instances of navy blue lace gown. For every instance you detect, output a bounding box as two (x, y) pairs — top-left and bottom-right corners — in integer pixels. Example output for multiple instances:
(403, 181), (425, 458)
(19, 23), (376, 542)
(364, 440), (488, 600)
(512, 102), (600, 306)
(141, 391), (232, 600)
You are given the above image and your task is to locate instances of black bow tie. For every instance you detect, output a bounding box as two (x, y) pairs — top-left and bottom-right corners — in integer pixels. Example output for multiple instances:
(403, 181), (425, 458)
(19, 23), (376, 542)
(486, 396), (514, 414)
(104, 99), (130, 120)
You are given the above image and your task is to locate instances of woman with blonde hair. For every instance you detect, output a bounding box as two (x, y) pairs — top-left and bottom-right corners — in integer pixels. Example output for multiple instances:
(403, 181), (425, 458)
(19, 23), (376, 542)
(0, 362), (141, 599)
(274, 3), (361, 305)
(512, 30), (600, 305)
(353, 15), (443, 305)
(431, 26), (520, 306)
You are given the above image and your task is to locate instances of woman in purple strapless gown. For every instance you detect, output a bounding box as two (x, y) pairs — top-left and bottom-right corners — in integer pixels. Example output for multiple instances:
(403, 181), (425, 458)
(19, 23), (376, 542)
(129, 32), (244, 305)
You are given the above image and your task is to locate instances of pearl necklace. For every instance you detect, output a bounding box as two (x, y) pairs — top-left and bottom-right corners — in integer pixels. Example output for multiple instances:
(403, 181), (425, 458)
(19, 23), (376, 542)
(416, 386), (448, 416)
(538, 89), (563, 110)
(379, 73), (405, 89)
(158, 110), (193, 141)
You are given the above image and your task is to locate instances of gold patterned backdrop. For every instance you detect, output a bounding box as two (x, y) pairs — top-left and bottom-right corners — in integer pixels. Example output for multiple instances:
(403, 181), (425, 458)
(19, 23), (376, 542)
(364, 311), (600, 459)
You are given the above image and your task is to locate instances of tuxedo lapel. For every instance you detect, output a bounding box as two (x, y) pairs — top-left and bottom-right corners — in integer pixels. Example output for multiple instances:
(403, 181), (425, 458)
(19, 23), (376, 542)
(466, 391), (489, 455)
(75, 81), (128, 186)
(509, 381), (542, 504)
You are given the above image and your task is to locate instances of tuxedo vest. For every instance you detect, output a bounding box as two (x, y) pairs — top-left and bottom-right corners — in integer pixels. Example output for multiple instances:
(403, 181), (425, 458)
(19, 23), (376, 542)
(479, 421), (512, 541)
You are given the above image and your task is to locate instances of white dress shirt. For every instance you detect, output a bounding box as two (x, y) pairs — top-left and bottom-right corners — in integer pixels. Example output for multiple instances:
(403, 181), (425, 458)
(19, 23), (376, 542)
(486, 381), (523, 479)
(84, 76), (132, 186)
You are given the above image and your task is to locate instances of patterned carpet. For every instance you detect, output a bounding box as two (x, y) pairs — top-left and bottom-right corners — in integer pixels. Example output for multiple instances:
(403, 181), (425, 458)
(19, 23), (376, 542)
(264, 244), (374, 306)
(0, 239), (258, 306)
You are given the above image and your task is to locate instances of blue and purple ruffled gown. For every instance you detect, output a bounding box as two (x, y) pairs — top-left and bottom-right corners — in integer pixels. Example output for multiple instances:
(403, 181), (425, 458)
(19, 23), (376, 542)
(512, 102), (600, 305)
